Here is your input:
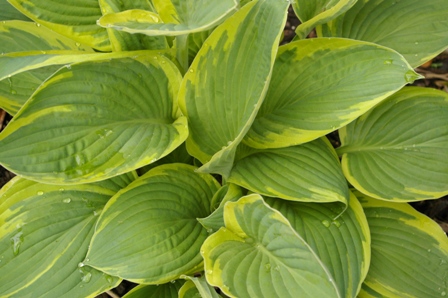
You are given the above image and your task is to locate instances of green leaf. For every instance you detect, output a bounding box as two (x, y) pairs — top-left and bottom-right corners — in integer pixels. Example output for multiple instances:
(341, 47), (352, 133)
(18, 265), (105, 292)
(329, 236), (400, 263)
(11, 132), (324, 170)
(98, 0), (168, 51)
(229, 138), (349, 204)
(198, 183), (244, 233)
(318, 0), (448, 67)
(8, 0), (111, 51)
(243, 37), (420, 149)
(201, 194), (340, 298)
(178, 0), (289, 178)
(0, 173), (135, 297)
(85, 164), (220, 284)
(265, 191), (371, 298)
(0, 54), (187, 184)
(357, 191), (448, 298)
(123, 281), (184, 298)
(337, 87), (448, 201)
(98, 0), (238, 36)
(180, 275), (222, 298)
(0, 0), (30, 21)
(292, 0), (357, 39)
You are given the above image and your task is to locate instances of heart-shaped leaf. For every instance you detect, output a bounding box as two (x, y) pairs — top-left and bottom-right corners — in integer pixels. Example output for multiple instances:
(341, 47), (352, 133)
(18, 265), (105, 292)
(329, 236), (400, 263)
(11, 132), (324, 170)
(318, 0), (448, 67)
(0, 173), (135, 297)
(229, 138), (349, 204)
(337, 87), (448, 201)
(201, 194), (340, 297)
(85, 164), (220, 284)
(243, 38), (420, 149)
(0, 54), (187, 184)
(265, 191), (371, 298)
(357, 191), (448, 297)
(178, 0), (289, 177)
(98, 0), (238, 36)
(8, 0), (111, 50)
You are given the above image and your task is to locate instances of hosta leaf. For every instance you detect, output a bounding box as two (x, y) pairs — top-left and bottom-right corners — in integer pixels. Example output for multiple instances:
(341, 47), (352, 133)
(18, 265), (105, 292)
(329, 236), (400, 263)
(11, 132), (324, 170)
(243, 38), (420, 149)
(198, 183), (244, 233)
(98, 0), (238, 36)
(0, 49), (173, 81)
(138, 142), (194, 175)
(265, 191), (371, 298)
(229, 138), (349, 204)
(98, 0), (168, 51)
(0, 0), (30, 21)
(180, 275), (222, 298)
(8, 0), (111, 51)
(0, 55), (187, 184)
(0, 173), (135, 297)
(0, 66), (58, 115)
(337, 87), (448, 201)
(202, 194), (340, 298)
(123, 281), (184, 298)
(318, 0), (448, 67)
(292, 0), (357, 39)
(357, 192), (448, 297)
(178, 0), (289, 178)
(85, 164), (220, 284)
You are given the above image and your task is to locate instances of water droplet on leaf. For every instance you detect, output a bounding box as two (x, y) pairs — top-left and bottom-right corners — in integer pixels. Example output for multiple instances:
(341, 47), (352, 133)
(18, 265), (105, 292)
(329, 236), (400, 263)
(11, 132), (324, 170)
(37, 191), (44, 196)
(62, 198), (71, 203)
(10, 231), (23, 255)
(404, 70), (420, 83)
(384, 59), (393, 65)
(81, 272), (92, 283)
(321, 220), (331, 227)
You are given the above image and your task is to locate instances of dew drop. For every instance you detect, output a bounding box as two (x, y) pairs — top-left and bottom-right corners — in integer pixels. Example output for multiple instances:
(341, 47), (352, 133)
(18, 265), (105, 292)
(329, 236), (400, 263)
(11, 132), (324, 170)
(441, 291), (446, 296)
(332, 220), (341, 228)
(93, 209), (101, 216)
(264, 263), (271, 271)
(66, 65), (71, 70)
(427, 249), (432, 253)
(10, 90), (17, 95)
(170, 280), (176, 283)
(75, 42), (81, 47)
(384, 59), (393, 65)
(153, 56), (158, 60)
(189, 69), (194, 73)
(37, 191), (44, 196)
(321, 220), (331, 227)
(35, 23), (41, 27)
(206, 269), (213, 275)
(105, 274), (114, 283)
(62, 198), (71, 203)
(81, 272), (92, 283)
(415, 41), (419, 45)
(59, 188), (65, 192)
(78, 262), (85, 268)
(404, 70), (419, 83)
(206, 228), (213, 234)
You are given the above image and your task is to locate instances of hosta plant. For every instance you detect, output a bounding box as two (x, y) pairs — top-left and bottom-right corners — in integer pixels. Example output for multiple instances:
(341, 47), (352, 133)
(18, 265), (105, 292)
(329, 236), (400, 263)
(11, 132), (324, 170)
(0, 0), (447, 297)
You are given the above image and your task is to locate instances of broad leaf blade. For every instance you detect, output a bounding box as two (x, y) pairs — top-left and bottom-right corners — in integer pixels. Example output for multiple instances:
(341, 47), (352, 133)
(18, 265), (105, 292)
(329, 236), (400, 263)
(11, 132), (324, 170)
(292, 0), (357, 39)
(0, 174), (134, 296)
(244, 38), (420, 149)
(229, 138), (349, 204)
(8, 0), (111, 51)
(85, 164), (220, 284)
(357, 192), (448, 297)
(98, 0), (168, 51)
(318, 0), (448, 67)
(202, 194), (340, 298)
(0, 0), (30, 21)
(265, 191), (371, 298)
(123, 281), (184, 298)
(180, 275), (222, 298)
(98, 0), (238, 36)
(338, 87), (448, 201)
(0, 55), (187, 184)
(178, 0), (289, 177)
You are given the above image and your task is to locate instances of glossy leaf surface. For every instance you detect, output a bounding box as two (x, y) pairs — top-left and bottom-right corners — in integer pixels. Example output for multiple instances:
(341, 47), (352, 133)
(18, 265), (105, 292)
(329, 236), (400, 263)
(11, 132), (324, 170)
(0, 174), (135, 296)
(85, 164), (220, 284)
(178, 0), (288, 177)
(8, 0), (111, 50)
(358, 192), (448, 297)
(0, 55), (187, 184)
(229, 138), (349, 204)
(123, 281), (183, 298)
(318, 0), (448, 67)
(202, 194), (340, 297)
(265, 191), (370, 298)
(98, 0), (237, 36)
(244, 38), (420, 148)
(338, 87), (448, 201)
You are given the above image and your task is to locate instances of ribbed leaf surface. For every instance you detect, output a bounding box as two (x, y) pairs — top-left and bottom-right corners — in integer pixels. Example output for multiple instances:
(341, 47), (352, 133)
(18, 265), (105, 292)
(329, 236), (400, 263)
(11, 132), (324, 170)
(338, 87), (448, 201)
(202, 195), (340, 298)
(85, 164), (220, 284)
(123, 281), (183, 298)
(358, 192), (448, 297)
(0, 174), (135, 296)
(244, 38), (419, 149)
(229, 138), (349, 204)
(0, 0), (30, 21)
(98, 0), (238, 36)
(0, 55), (187, 184)
(180, 276), (222, 298)
(265, 191), (371, 298)
(318, 0), (448, 67)
(8, 0), (111, 50)
(178, 0), (288, 177)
